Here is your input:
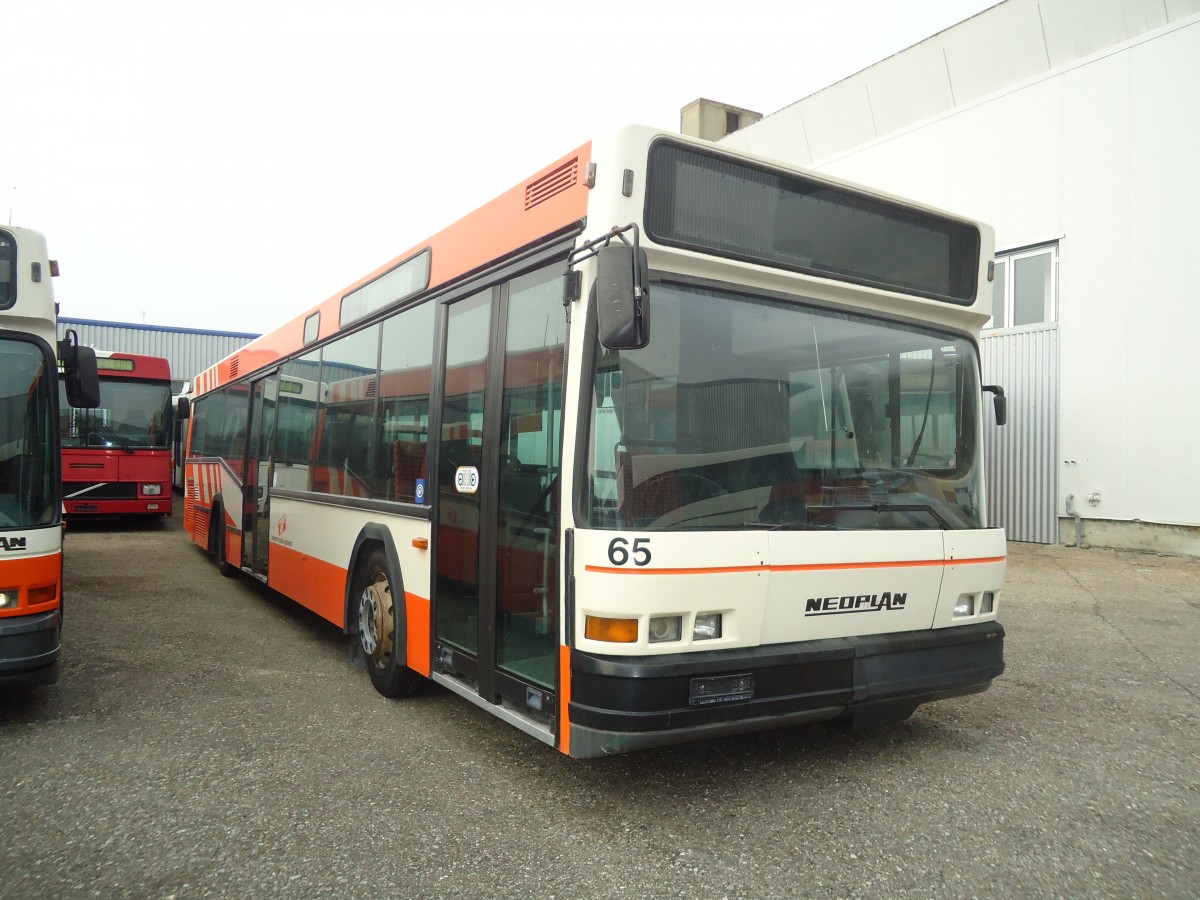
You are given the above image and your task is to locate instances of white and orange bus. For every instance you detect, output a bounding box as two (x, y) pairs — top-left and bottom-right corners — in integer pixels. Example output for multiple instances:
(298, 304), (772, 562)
(0, 226), (98, 687)
(182, 126), (1008, 756)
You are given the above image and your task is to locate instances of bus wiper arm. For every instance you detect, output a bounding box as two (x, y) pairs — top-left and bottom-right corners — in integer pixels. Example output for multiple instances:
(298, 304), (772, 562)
(833, 501), (953, 529)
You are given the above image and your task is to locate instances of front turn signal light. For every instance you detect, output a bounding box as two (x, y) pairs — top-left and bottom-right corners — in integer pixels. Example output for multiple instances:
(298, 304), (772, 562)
(585, 615), (638, 643)
(29, 584), (57, 605)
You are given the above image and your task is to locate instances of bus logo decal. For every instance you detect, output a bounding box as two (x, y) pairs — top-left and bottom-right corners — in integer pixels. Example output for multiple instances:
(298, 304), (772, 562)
(804, 592), (908, 615)
(0, 537), (27, 552)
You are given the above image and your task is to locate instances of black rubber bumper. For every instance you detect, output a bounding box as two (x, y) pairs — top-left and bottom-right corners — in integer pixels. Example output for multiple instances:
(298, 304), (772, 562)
(0, 609), (62, 687)
(567, 621), (1004, 757)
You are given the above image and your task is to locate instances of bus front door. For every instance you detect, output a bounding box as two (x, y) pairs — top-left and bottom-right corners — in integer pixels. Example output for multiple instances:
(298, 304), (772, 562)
(244, 374), (276, 580)
(434, 267), (564, 730)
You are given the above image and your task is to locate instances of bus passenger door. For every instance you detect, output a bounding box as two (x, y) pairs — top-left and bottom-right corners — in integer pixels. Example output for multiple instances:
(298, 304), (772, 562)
(244, 374), (277, 580)
(434, 265), (565, 727)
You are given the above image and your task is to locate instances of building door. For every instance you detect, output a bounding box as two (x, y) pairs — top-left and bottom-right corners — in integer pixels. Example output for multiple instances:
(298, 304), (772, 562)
(981, 243), (1060, 544)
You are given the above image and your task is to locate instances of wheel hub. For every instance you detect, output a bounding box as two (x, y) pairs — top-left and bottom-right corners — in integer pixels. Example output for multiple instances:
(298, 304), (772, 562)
(357, 578), (392, 661)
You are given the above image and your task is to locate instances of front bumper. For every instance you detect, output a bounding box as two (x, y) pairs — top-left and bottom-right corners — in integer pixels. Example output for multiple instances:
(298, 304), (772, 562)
(567, 621), (1004, 757)
(0, 608), (62, 687)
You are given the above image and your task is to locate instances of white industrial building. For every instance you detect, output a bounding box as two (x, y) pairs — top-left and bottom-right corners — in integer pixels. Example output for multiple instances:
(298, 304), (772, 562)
(710, 0), (1200, 555)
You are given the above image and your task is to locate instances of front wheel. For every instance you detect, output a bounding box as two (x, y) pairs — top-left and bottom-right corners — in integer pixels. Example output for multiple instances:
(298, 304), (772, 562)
(354, 548), (423, 698)
(210, 506), (239, 578)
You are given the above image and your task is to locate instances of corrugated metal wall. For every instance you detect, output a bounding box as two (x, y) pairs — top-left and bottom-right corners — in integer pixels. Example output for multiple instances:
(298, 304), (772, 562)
(57, 319), (258, 392)
(981, 324), (1060, 543)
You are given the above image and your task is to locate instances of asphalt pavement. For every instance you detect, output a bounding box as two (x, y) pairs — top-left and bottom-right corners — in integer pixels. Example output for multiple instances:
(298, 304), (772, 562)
(1, 507), (1196, 898)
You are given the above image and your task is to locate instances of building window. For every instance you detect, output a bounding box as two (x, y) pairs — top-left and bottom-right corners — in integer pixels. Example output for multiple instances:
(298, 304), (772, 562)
(987, 243), (1058, 330)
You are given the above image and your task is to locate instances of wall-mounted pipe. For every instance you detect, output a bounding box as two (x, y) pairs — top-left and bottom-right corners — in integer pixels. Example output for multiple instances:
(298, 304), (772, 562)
(1065, 493), (1083, 547)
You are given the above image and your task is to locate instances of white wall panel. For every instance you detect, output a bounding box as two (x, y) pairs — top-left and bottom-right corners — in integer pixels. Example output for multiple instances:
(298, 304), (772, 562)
(863, 40), (955, 136)
(948, 99), (1005, 225)
(1126, 23), (1200, 525)
(1040, 0), (1167, 66)
(941, 0), (1049, 105)
(1167, 0), (1200, 19)
(800, 81), (877, 162)
(1058, 52), (1132, 521)
(998, 78), (1064, 240)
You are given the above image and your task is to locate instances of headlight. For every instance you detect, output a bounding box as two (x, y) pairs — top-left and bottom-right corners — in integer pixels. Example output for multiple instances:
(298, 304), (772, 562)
(0, 589), (18, 610)
(953, 594), (975, 617)
(142, 483), (163, 496)
(648, 615), (682, 643)
(693, 613), (722, 640)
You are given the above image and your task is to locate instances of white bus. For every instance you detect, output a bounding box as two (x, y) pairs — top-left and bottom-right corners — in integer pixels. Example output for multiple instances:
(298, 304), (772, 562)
(183, 126), (1007, 756)
(0, 226), (97, 686)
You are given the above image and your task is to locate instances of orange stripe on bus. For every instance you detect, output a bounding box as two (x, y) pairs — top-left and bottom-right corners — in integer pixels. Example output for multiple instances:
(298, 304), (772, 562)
(267, 542), (349, 626)
(583, 556), (1006, 576)
(558, 643), (572, 757)
(405, 592), (431, 676)
(0, 552), (61, 617)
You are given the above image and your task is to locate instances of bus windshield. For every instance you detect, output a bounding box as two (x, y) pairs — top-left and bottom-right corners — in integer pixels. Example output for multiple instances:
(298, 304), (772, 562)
(0, 338), (57, 527)
(586, 282), (983, 532)
(59, 380), (173, 450)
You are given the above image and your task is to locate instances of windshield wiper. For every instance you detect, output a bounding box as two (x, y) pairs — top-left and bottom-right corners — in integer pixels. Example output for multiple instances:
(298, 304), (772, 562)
(103, 434), (137, 454)
(830, 500), (954, 529)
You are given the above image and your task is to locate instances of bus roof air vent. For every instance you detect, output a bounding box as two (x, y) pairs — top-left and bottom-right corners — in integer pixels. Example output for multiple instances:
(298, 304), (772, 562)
(525, 158), (578, 211)
(229, 355), (240, 378)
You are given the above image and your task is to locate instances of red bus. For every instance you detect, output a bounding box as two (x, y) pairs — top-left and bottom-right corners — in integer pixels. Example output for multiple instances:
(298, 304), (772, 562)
(59, 352), (174, 517)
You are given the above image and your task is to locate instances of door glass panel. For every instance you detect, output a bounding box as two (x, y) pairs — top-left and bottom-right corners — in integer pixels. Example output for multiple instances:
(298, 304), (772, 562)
(436, 291), (492, 656)
(495, 269), (565, 689)
(253, 377), (277, 574)
(1013, 252), (1052, 327)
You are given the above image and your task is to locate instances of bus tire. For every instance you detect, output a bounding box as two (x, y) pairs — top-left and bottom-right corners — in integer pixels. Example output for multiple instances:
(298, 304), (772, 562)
(210, 504), (239, 578)
(353, 547), (422, 698)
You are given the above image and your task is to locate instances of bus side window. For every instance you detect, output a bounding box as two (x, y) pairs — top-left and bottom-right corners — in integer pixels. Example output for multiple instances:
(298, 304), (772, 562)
(375, 301), (434, 504)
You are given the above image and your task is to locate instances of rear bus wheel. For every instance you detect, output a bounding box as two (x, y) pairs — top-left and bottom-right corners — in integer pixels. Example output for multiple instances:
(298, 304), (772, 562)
(354, 548), (423, 698)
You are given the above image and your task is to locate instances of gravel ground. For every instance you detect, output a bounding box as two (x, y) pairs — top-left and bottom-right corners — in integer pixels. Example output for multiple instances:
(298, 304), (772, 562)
(1, 508), (1196, 898)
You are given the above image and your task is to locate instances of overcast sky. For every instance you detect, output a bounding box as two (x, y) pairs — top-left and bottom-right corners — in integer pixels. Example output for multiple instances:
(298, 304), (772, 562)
(7, 0), (997, 336)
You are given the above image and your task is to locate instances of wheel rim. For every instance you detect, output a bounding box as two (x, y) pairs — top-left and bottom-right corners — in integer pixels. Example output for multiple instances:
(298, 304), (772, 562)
(357, 573), (393, 667)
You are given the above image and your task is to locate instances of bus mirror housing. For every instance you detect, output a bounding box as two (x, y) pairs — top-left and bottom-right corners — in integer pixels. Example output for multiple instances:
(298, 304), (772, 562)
(982, 384), (1007, 426)
(59, 330), (101, 409)
(596, 243), (650, 350)
(177, 396), (191, 420)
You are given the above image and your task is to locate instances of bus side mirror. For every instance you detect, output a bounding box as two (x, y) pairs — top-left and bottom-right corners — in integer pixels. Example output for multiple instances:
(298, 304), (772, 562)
(59, 331), (101, 408)
(177, 396), (191, 420)
(982, 384), (1007, 426)
(596, 243), (650, 350)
